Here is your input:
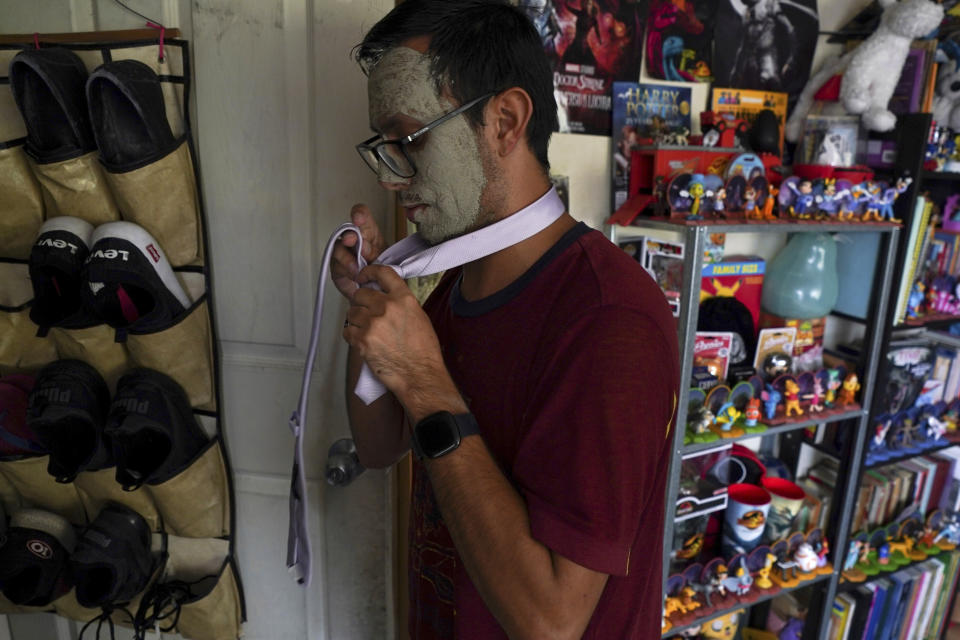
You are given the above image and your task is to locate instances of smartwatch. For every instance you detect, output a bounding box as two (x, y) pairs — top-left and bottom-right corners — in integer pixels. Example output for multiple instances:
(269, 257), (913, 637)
(411, 411), (480, 460)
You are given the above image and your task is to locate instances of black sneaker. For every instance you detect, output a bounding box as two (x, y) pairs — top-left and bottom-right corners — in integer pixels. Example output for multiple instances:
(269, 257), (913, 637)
(0, 373), (45, 459)
(29, 216), (100, 334)
(80, 221), (191, 334)
(86, 60), (177, 170)
(70, 503), (155, 608)
(8, 47), (98, 163)
(0, 509), (76, 606)
(26, 359), (112, 483)
(105, 369), (209, 490)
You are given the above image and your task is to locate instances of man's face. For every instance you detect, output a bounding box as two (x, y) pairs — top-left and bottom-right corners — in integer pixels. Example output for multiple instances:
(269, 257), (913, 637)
(367, 46), (489, 245)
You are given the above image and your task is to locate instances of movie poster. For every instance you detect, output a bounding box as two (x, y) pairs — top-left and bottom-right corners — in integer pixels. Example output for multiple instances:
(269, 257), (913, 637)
(516, 0), (649, 135)
(645, 0), (716, 83)
(712, 0), (819, 109)
(612, 81), (692, 210)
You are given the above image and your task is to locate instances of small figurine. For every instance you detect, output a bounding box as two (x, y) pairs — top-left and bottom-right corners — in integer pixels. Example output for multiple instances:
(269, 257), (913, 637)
(762, 384), (781, 420)
(787, 178), (816, 218)
(783, 379), (803, 417)
(761, 185), (779, 220)
(815, 536), (832, 574)
(876, 543), (891, 566)
(872, 177), (912, 222)
(710, 564), (730, 599)
(824, 369), (841, 406)
(732, 566), (753, 595)
(681, 180), (707, 219)
(794, 542), (818, 575)
(755, 553), (777, 589)
(843, 540), (861, 573)
(838, 373), (860, 405)
(927, 415), (948, 442)
(935, 513), (960, 549)
(804, 378), (825, 413)
(743, 186), (760, 220)
(713, 187), (727, 219)
(743, 398), (762, 427)
(772, 548), (799, 587)
(679, 585), (702, 613)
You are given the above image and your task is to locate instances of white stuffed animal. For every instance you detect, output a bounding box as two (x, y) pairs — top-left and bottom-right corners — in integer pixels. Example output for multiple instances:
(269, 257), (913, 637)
(841, 0), (943, 131)
(786, 0), (942, 138)
(933, 57), (960, 131)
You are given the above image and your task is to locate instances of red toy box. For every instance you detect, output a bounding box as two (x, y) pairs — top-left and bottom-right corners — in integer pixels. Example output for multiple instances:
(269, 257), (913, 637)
(701, 256), (765, 331)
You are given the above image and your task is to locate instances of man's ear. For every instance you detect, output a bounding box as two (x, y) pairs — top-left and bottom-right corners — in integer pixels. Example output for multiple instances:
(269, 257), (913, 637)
(486, 87), (533, 157)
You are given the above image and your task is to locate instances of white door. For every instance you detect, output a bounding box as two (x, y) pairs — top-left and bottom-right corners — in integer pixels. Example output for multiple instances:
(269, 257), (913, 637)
(0, 1), (396, 638)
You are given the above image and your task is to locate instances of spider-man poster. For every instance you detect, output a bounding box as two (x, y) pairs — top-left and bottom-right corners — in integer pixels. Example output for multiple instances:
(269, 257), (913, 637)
(516, 0), (649, 134)
(712, 0), (819, 108)
(645, 0), (716, 83)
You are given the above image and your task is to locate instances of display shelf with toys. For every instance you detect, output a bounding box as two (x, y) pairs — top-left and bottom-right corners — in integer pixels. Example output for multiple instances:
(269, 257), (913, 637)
(608, 209), (901, 640)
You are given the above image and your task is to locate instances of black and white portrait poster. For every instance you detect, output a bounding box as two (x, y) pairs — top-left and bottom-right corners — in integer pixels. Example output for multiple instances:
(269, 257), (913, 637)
(712, 0), (819, 108)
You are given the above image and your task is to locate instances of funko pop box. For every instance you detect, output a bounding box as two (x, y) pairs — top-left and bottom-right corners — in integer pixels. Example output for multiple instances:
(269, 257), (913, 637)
(700, 255), (765, 331)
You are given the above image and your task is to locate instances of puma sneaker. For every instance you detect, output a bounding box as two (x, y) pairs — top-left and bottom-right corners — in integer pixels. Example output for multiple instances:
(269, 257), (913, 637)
(70, 503), (156, 608)
(0, 509), (76, 606)
(0, 374), (45, 459)
(105, 368), (209, 490)
(27, 359), (112, 483)
(80, 221), (190, 334)
(29, 216), (100, 334)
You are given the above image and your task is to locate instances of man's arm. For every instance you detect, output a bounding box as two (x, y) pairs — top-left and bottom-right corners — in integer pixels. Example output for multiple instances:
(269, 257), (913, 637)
(345, 265), (609, 640)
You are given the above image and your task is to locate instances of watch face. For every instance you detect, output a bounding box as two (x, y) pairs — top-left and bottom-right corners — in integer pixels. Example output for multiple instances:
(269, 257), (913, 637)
(418, 414), (461, 458)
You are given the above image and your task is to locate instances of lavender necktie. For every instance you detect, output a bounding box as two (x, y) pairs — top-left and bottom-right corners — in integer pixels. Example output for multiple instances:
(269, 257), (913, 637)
(286, 187), (565, 585)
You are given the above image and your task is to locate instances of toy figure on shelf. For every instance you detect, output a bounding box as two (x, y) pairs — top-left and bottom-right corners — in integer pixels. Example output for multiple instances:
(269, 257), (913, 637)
(815, 537), (831, 574)
(783, 379), (803, 417)
(816, 179), (847, 220)
(838, 373), (860, 405)
(842, 540), (865, 582)
(712, 402), (745, 438)
(824, 369), (841, 407)
(872, 177), (912, 222)
(935, 513), (960, 548)
(732, 566), (753, 596)
(679, 585), (702, 614)
(794, 543), (818, 576)
(744, 186), (761, 220)
(680, 179), (707, 220)
(927, 414), (949, 442)
(772, 548), (799, 587)
(804, 378), (824, 413)
(867, 419), (892, 463)
(743, 398), (762, 428)
(713, 187), (727, 219)
(786, 178), (816, 218)
(762, 384), (781, 420)
(710, 565), (729, 600)
(755, 553), (777, 589)
(761, 185), (779, 220)
(906, 281), (926, 319)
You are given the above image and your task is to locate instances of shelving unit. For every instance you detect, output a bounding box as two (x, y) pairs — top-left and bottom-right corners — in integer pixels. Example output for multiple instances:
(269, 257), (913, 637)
(607, 219), (900, 639)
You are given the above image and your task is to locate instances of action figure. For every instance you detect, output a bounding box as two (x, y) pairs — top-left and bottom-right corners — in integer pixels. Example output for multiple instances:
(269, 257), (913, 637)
(804, 378), (824, 413)
(824, 369), (841, 406)
(838, 373), (860, 405)
(786, 178), (815, 218)
(713, 187), (727, 218)
(761, 185), (778, 219)
(783, 379), (803, 417)
(762, 384), (781, 420)
(680, 181), (707, 219)
(743, 398), (762, 427)
(872, 177), (912, 222)
(743, 186), (761, 220)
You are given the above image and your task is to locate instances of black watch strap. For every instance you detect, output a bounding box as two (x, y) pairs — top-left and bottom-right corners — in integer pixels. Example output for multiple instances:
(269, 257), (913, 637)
(411, 411), (479, 460)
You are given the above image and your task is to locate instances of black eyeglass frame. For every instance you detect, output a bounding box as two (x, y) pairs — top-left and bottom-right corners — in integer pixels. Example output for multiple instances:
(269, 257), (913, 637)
(356, 92), (495, 179)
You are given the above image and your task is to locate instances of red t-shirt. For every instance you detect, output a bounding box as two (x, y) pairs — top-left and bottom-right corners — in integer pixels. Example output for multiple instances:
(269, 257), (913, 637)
(409, 223), (679, 639)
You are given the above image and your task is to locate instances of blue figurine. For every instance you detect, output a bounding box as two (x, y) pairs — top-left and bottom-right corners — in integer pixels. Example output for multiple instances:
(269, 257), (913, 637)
(787, 178), (816, 218)
(871, 177), (912, 223)
(762, 384), (781, 420)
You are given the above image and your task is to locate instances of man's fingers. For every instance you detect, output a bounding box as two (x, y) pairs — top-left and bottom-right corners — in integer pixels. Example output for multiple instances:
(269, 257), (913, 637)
(350, 203), (385, 259)
(357, 264), (405, 293)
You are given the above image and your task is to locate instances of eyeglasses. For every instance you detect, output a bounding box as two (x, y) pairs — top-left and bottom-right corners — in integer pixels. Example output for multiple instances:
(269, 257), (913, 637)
(356, 92), (494, 179)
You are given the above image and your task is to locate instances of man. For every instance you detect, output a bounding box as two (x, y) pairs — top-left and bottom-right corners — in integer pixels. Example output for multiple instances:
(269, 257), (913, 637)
(331, 1), (678, 637)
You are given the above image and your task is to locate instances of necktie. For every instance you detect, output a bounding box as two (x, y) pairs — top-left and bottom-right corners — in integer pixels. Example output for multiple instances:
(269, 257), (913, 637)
(286, 187), (565, 586)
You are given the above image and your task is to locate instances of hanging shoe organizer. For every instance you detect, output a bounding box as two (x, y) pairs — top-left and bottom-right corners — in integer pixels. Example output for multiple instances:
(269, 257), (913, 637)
(0, 30), (244, 640)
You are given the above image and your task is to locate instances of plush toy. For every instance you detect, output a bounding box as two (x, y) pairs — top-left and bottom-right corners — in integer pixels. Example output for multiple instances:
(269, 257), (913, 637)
(933, 40), (960, 131)
(786, 0), (943, 139)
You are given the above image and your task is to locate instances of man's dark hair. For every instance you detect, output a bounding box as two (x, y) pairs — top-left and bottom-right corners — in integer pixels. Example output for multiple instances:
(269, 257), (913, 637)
(355, 0), (558, 172)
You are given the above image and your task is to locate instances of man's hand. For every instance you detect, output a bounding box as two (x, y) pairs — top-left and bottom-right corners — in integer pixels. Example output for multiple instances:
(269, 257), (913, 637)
(331, 204), (387, 299)
(343, 264), (458, 419)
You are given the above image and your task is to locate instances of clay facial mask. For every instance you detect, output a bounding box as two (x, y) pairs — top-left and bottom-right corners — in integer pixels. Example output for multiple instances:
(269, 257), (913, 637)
(368, 47), (487, 244)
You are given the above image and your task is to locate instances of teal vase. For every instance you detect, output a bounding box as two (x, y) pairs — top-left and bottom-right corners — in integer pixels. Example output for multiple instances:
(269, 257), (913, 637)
(761, 233), (839, 319)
